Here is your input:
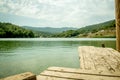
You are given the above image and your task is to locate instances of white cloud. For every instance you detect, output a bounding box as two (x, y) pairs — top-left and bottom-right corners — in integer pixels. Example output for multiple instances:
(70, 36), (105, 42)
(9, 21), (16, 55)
(0, 0), (115, 27)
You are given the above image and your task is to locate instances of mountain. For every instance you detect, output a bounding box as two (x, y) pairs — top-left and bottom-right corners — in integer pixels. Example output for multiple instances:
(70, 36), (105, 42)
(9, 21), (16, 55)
(22, 26), (78, 33)
(53, 20), (116, 38)
(0, 20), (116, 38)
(0, 22), (34, 38)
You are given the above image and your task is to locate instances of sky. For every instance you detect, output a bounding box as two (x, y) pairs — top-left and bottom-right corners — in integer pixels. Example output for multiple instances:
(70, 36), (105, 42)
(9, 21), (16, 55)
(0, 0), (115, 28)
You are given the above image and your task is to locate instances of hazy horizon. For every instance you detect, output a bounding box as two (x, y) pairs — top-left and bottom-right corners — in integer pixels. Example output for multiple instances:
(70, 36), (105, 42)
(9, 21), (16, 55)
(0, 0), (115, 28)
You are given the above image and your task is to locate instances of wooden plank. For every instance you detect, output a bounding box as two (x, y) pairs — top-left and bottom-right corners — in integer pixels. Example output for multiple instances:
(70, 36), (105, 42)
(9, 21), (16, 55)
(40, 70), (120, 80)
(78, 46), (120, 73)
(0, 72), (36, 80)
(115, 0), (120, 52)
(103, 48), (120, 72)
(107, 48), (120, 61)
(79, 46), (106, 71)
(78, 47), (85, 69)
(47, 67), (120, 77)
(37, 75), (71, 80)
(88, 47), (114, 72)
(82, 47), (96, 70)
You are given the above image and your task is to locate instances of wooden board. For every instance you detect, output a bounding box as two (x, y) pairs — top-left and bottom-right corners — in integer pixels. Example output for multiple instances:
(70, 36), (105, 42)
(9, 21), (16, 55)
(78, 46), (120, 73)
(0, 72), (36, 80)
(37, 67), (120, 80)
(37, 75), (71, 80)
(47, 67), (120, 77)
(115, 0), (120, 52)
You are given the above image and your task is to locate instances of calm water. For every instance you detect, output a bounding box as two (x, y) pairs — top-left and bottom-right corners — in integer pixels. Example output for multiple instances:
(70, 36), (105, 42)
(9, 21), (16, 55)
(0, 38), (116, 78)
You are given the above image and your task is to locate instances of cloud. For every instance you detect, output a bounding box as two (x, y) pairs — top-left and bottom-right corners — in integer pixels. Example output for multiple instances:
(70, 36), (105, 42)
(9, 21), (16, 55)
(0, 0), (115, 27)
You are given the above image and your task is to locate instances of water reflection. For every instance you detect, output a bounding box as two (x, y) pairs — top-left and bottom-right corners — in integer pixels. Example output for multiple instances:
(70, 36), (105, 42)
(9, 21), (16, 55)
(0, 40), (116, 53)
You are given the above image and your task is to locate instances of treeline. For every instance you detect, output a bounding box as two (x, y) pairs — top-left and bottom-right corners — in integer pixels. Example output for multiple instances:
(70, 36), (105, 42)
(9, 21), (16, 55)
(0, 20), (116, 38)
(52, 20), (116, 38)
(22, 26), (77, 33)
(0, 22), (34, 38)
(34, 31), (53, 38)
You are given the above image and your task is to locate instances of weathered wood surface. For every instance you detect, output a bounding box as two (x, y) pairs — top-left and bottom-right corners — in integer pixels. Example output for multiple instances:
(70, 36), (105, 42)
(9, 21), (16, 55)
(115, 0), (120, 52)
(37, 67), (120, 80)
(0, 72), (36, 80)
(37, 75), (70, 80)
(78, 46), (120, 73)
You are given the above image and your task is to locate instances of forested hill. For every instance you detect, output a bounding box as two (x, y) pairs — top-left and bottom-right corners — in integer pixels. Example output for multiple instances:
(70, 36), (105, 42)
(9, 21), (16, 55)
(0, 22), (34, 38)
(0, 20), (116, 38)
(53, 20), (116, 38)
(22, 26), (77, 33)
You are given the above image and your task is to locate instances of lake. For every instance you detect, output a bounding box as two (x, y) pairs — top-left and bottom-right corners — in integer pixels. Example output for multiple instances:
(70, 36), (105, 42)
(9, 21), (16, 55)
(0, 38), (116, 78)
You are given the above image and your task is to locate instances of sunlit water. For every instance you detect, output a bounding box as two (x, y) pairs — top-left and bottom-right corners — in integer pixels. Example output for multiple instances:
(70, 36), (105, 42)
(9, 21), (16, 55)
(0, 38), (116, 78)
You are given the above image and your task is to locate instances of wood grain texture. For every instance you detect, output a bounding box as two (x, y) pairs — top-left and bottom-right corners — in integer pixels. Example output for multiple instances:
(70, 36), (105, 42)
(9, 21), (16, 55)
(0, 72), (36, 80)
(37, 66), (120, 80)
(47, 67), (120, 77)
(115, 0), (120, 52)
(78, 46), (120, 73)
(37, 75), (71, 80)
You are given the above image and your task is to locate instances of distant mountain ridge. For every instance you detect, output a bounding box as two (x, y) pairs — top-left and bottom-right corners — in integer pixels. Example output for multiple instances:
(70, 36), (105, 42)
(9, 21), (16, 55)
(53, 20), (116, 38)
(0, 19), (116, 38)
(22, 26), (78, 33)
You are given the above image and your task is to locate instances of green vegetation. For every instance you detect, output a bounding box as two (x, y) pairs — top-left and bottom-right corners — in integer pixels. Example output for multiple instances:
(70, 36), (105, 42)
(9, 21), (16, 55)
(0, 22), (34, 38)
(53, 20), (116, 38)
(22, 26), (77, 33)
(53, 30), (79, 37)
(0, 20), (116, 38)
(33, 31), (53, 38)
